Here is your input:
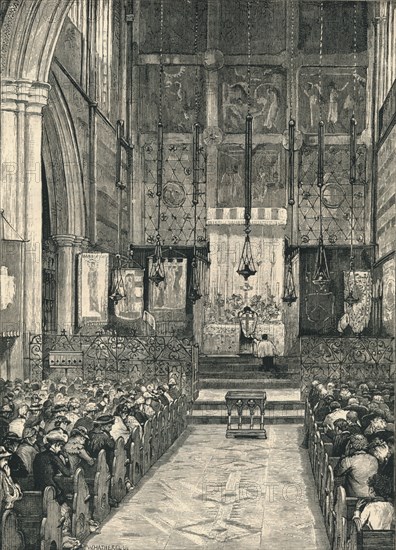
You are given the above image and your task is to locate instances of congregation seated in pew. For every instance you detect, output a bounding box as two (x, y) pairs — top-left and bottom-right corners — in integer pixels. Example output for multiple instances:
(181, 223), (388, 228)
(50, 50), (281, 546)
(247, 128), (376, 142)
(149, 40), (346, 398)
(306, 376), (395, 540)
(0, 373), (185, 549)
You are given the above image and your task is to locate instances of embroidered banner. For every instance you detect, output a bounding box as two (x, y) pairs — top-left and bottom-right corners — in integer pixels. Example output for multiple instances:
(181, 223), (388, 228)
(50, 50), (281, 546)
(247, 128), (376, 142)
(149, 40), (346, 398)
(148, 258), (187, 311)
(343, 271), (372, 334)
(0, 241), (22, 337)
(78, 253), (109, 325)
(114, 268), (144, 321)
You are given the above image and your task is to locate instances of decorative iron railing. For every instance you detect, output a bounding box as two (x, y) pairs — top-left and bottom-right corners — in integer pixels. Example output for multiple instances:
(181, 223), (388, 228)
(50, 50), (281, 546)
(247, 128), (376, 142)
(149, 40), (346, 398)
(299, 336), (394, 394)
(29, 331), (199, 400)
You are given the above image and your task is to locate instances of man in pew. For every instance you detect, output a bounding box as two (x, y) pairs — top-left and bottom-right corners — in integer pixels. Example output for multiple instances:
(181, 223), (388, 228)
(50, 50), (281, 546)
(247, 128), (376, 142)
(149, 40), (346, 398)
(74, 401), (98, 434)
(323, 401), (348, 435)
(64, 426), (95, 473)
(88, 414), (116, 470)
(3, 432), (29, 481)
(16, 426), (39, 475)
(334, 434), (378, 497)
(346, 411), (363, 435)
(364, 415), (394, 443)
(0, 444), (22, 512)
(33, 429), (81, 549)
(353, 473), (395, 530)
(8, 403), (29, 437)
(332, 419), (352, 457)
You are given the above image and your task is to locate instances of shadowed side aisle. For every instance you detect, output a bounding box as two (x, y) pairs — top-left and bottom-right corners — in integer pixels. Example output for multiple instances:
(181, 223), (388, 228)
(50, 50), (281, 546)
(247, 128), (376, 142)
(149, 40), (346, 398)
(86, 425), (330, 549)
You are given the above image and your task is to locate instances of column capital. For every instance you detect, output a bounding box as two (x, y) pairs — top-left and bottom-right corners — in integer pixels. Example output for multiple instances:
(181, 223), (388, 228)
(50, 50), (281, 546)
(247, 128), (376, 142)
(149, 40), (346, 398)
(52, 234), (77, 248)
(73, 236), (90, 251)
(1, 78), (50, 112)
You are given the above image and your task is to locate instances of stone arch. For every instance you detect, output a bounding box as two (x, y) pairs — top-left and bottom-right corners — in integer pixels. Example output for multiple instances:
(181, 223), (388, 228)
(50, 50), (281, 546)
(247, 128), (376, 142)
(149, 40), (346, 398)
(44, 71), (88, 238)
(1, 0), (74, 82)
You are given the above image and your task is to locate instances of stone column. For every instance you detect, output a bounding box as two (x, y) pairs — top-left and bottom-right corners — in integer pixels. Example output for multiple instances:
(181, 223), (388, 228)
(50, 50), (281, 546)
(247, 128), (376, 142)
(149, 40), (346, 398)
(52, 234), (76, 334)
(1, 79), (50, 379)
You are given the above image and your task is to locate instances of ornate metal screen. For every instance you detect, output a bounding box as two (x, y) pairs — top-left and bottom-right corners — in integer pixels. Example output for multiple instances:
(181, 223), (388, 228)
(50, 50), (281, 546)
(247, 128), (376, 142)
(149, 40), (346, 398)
(143, 141), (207, 246)
(298, 145), (366, 245)
(29, 332), (198, 401)
(300, 336), (394, 394)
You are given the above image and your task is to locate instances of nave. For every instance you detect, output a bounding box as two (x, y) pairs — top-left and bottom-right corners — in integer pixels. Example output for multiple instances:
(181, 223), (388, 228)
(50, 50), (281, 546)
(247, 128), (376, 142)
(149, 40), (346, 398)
(87, 423), (329, 550)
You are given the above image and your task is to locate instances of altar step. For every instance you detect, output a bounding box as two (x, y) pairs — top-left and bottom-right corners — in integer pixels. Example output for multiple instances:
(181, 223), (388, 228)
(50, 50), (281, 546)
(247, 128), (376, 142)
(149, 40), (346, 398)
(189, 388), (304, 425)
(198, 377), (300, 389)
(198, 354), (300, 385)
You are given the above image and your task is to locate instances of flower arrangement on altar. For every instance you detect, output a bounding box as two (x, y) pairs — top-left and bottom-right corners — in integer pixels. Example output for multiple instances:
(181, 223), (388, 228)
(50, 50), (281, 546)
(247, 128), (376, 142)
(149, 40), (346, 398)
(205, 285), (281, 325)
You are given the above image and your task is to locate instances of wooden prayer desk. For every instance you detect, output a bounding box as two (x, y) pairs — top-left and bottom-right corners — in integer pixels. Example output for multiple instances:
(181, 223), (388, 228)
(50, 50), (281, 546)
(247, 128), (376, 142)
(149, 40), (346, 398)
(225, 390), (267, 439)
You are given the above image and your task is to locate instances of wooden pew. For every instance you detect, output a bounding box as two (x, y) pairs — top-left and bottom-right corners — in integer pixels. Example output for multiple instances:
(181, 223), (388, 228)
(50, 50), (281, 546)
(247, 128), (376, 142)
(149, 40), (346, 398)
(157, 409), (165, 458)
(324, 464), (335, 548)
(150, 415), (160, 465)
(324, 442), (333, 457)
(110, 437), (127, 504)
(56, 468), (92, 542)
(319, 451), (328, 511)
(13, 486), (63, 550)
(1, 509), (25, 550)
(348, 518), (395, 550)
(333, 486), (348, 550)
(142, 418), (152, 475)
(91, 450), (111, 523)
(71, 467), (91, 542)
(127, 426), (143, 487)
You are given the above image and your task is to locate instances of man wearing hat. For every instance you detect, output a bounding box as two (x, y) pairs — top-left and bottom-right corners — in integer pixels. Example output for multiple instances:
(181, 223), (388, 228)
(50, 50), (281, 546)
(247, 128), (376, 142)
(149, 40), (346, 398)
(64, 426), (95, 473)
(16, 427), (39, 475)
(3, 432), (29, 480)
(33, 429), (71, 505)
(88, 414), (115, 470)
(0, 444), (23, 539)
(24, 400), (43, 430)
(74, 401), (98, 433)
(8, 403), (29, 438)
(33, 429), (81, 548)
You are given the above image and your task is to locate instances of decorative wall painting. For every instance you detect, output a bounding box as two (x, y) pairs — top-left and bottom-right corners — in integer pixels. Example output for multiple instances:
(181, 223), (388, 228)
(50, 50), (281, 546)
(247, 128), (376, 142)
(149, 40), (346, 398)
(0, 241), (22, 337)
(114, 268), (144, 321)
(220, 66), (286, 133)
(298, 67), (367, 134)
(78, 253), (109, 325)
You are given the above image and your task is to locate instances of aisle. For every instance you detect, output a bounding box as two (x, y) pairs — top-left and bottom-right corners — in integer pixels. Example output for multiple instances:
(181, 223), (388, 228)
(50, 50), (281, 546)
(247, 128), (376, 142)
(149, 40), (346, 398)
(86, 425), (329, 549)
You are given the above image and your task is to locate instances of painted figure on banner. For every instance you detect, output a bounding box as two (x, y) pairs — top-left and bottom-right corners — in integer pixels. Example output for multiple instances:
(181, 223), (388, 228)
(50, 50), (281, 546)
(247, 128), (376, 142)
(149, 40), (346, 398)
(78, 253), (109, 325)
(87, 260), (99, 314)
(150, 259), (187, 311)
(115, 269), (144, 321)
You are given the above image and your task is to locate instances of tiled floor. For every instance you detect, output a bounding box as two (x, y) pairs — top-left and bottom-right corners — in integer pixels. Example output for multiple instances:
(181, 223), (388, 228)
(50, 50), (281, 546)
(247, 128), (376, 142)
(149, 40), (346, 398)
(86, 425), (329, 549)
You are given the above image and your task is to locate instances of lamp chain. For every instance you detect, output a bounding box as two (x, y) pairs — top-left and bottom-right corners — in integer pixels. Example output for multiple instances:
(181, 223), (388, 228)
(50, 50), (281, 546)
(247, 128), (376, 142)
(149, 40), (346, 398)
(159, 0), (164, 125)
(247, 0), (252, 115)
(319, 1), (324, 122)
(290, 0), (295, 118)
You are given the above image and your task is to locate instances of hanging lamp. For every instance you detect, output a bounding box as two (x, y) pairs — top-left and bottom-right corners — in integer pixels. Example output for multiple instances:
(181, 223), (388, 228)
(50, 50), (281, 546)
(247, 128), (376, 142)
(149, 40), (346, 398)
(282, 0), (298, 305)
(110, 254), (125, 305)
(312, 3), (330, 289)
(345, 7), (359, 307)
(149, 0), (166, 287)
(188, 1), (203, 303)
(237, 1), (256, 281)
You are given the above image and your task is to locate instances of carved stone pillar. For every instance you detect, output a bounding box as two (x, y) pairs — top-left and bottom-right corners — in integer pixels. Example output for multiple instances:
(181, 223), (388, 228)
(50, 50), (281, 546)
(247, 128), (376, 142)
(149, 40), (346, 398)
(1, 79), (50, 379)
(52, 235), (75, 334)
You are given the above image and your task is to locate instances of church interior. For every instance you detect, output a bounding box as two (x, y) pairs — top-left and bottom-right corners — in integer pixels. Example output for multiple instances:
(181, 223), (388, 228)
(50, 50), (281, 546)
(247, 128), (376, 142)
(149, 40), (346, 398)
(0, 0), (395, 548)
